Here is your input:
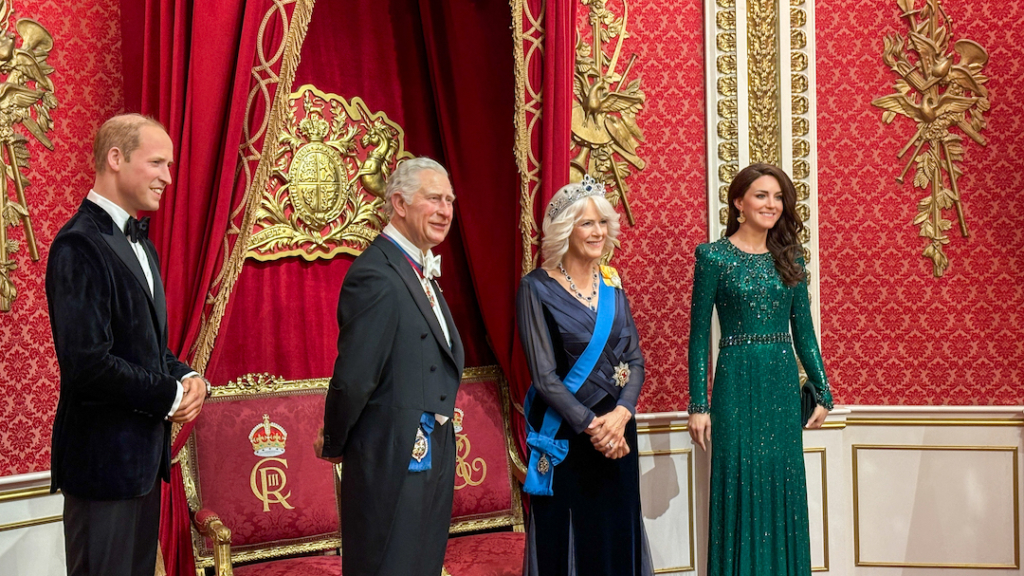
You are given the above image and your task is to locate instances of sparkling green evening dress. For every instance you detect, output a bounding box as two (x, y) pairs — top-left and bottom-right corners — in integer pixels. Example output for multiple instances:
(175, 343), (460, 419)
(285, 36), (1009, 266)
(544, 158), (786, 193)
(688, 238), (833, 576)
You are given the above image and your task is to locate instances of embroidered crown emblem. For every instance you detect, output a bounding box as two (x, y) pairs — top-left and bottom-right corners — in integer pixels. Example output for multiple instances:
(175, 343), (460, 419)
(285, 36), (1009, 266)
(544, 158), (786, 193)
(547, 175), (607, 220)
(248, 414), (287, 457)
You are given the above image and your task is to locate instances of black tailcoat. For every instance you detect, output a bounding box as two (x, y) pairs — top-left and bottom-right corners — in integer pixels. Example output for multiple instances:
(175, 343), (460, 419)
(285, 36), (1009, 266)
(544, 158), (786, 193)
(322, 235), (465, 576)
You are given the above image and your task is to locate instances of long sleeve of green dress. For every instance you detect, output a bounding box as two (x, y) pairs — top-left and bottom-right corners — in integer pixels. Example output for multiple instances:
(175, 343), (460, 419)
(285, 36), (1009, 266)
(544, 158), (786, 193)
(687, 243), (718, 413)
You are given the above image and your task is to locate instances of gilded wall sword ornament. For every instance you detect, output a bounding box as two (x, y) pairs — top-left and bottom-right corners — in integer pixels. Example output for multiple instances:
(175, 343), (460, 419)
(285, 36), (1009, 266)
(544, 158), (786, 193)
(570, 0), (645, 226)
(247, 84), (412, 261)
(0, 0), (57, 312)
(871, 0), (989, 277)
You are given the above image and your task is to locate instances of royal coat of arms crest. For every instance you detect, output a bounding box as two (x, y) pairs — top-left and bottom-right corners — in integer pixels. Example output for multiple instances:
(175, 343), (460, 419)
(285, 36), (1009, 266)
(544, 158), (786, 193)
(247, 85), (412, 261)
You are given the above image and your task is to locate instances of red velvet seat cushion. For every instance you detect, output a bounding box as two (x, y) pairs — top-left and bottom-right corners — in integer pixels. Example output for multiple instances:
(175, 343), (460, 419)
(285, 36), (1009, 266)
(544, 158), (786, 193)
(232, 555), (341, 576)
(443, 532), (525, 576)
(190, 390), (339, 553)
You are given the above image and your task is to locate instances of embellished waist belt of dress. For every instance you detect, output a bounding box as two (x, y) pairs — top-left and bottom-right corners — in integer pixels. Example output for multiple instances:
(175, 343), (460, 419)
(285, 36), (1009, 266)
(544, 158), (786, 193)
(719, 332), (792, 348)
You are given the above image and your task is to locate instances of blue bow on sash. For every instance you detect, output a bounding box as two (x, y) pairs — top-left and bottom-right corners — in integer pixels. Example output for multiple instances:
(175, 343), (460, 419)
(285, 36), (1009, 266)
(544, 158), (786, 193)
(523, 278), (616, 496)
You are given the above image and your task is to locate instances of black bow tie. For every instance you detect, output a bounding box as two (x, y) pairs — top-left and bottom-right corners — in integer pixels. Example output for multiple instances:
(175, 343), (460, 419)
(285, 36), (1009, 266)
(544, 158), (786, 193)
(124, 216), (150, 243)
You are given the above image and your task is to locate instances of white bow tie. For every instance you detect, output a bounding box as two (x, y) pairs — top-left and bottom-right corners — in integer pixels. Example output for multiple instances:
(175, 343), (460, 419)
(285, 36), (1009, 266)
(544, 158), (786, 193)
(422, 252), (442, 280)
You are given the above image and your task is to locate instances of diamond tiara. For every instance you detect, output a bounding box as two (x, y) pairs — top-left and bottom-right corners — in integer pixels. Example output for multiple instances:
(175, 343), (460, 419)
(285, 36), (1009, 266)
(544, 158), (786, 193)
(546, 175), (607, 220)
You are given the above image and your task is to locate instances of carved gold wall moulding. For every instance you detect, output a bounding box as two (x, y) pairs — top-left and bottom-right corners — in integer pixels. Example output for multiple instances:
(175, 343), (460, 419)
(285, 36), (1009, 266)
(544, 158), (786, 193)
(246, 85), (412, 261)
(714, 0), (738, 234)
(570, 0), (645, 226)
(747, 0), (780, 167)
(871, 0), (989, 277)
(0, 0), (57, 312)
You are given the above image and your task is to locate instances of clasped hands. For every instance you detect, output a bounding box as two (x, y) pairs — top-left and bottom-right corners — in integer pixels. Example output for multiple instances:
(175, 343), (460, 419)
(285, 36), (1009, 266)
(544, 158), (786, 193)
(586, 406), (632, 459)
(169, 376), (207, 423)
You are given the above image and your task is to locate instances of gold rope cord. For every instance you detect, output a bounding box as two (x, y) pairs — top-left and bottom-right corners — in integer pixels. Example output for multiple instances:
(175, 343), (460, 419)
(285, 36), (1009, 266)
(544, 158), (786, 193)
(511, 0), (545, 276)
(190, 0), (316, 371)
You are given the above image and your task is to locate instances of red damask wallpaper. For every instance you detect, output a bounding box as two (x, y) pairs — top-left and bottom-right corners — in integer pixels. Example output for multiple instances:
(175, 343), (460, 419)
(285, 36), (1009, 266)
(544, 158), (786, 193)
(0, 0), (125, 475)
(577, 0), (708, 413)
(817, 0), (1024, 404)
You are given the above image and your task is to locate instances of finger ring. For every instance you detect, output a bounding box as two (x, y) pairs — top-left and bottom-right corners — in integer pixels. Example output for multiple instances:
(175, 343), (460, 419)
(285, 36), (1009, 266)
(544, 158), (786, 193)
(608, 441), (616, 449)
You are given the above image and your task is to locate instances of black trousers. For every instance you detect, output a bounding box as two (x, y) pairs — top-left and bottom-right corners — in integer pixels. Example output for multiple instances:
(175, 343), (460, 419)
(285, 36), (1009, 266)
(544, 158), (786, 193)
(63, 480), (162, 576)
(373, 421), (456, 576)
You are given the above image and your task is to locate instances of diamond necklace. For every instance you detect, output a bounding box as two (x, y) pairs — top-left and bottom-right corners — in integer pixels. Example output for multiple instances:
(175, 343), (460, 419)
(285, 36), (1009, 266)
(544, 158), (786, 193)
(558, 262), (598, 311)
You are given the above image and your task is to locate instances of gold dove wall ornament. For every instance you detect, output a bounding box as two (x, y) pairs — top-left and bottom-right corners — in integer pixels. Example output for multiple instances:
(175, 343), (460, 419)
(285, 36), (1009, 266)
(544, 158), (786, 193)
(0, 0), (57, 312)
(246, 85), (412, 261)
(871, 0), (989, 277)
(570, 0), (645, 226)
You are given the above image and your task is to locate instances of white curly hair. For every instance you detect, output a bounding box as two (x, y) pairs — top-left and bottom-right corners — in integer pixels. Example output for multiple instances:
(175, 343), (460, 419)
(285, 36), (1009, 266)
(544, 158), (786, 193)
(540, 186), (620, 270)
(383, 157), (449, 217)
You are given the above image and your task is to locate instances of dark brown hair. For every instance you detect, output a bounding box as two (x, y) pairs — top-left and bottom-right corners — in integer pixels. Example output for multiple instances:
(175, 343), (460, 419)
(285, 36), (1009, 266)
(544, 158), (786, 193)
(93, 114), (166, 173)
(725, 163), (806, 286)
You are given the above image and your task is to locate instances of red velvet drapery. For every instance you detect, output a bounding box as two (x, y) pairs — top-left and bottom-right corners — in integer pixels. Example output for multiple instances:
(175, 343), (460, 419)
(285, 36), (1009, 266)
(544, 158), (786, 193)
(124, 1), (520, 573)
(122, 1), (301, 574)
(204, 0), (516, 383)
(506, 0), (577, 451)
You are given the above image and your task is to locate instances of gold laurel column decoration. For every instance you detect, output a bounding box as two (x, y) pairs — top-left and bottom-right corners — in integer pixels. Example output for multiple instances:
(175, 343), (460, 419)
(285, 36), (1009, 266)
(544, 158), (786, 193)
(871, 0), (989, 277)
(715, 0), (739, 231)
(790, 0), (813, 254)
(0, 1), (57, 312)
(747, 0), (781, 166)
(569, 0), (645, 226)
(511, 0), (545, 276)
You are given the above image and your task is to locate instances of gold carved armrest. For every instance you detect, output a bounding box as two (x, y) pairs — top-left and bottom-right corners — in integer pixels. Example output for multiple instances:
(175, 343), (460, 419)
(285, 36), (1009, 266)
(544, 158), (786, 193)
(195, 509), (233, 576)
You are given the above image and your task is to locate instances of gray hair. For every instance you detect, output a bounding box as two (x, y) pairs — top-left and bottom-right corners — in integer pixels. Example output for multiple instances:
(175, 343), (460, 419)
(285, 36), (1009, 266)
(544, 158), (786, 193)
(540, 190), (621, 270)
(383, 157), (449, 217)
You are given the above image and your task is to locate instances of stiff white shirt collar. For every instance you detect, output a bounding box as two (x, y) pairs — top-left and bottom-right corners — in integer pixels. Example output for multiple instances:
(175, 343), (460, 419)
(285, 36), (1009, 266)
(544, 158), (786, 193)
(382, 223), (441, 279)
(87, 190), (132, 234)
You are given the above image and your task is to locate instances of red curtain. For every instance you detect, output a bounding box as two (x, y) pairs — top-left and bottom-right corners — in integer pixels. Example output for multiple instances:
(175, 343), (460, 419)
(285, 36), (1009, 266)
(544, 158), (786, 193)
(540, 0), (575, 209)
(121, 0), (566, 571)
(205, 0), (521, 383)
(121, 1), (297, 574)
(417, 0), (520, 406)
(505, 0), (577, 452)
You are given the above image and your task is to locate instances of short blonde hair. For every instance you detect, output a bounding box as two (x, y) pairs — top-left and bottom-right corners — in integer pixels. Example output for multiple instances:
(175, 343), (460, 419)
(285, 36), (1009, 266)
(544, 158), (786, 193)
(93, 114), (166, 173)
(541, 190), (620, 270)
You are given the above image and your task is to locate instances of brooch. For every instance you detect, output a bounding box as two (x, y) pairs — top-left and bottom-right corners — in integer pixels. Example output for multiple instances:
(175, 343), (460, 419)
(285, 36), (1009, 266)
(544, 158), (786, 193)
(411, 426), (429, 462)
(537, 454), (550, 475)
(613, 362), (630, 387)
(600, 265), (622, 289)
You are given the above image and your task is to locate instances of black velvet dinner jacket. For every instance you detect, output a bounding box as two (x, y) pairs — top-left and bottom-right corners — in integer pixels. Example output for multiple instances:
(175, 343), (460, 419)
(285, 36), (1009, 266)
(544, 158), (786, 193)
(322, 235), (465, 576)
(46, 199), (193, 500)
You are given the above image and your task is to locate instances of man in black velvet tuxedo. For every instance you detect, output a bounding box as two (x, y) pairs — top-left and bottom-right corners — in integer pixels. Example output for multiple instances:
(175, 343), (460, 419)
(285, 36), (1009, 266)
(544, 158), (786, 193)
(316, 157), (465, 576)
(46, 114), (208, 576)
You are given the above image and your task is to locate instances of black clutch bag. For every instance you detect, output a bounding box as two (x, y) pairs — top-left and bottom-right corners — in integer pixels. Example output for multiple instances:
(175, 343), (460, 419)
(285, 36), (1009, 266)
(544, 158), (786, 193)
(801, 384), (817, 426)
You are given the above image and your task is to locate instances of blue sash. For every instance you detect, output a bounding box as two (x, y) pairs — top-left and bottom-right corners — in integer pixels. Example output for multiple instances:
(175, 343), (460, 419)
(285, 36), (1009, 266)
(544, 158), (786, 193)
(523, 278), (615, 496)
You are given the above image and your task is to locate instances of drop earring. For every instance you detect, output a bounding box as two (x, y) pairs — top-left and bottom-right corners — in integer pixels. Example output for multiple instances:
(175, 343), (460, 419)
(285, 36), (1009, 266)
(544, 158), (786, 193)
(737, 211), (746, 224)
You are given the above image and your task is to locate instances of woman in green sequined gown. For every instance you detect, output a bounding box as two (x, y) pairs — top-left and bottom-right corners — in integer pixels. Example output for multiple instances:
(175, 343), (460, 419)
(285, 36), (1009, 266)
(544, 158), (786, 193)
(688, 164), (833, 576)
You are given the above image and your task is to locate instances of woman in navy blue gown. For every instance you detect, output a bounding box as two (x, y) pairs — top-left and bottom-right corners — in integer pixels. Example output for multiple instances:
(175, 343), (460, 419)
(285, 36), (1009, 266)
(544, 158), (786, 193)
(517, 176), (653, 576)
